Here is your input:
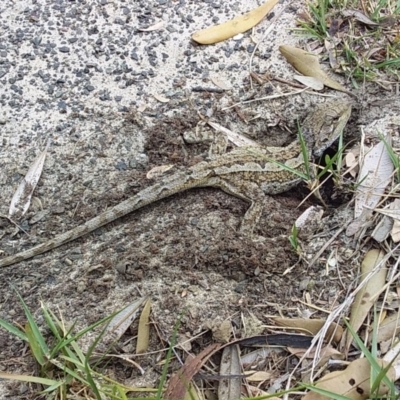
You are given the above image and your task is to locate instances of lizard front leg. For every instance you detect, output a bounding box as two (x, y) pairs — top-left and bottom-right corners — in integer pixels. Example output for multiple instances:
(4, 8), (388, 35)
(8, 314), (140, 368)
(206, 176), (266, 236)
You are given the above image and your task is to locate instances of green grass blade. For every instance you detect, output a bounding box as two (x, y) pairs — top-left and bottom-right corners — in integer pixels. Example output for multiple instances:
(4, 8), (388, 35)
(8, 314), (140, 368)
(302, 383), (352, 399)
(156, 316), (181, 400)
(24, 322), (46, 366)
(11, 285), (50, 356)
(0, 317), (28, 341)
(0, 371), (59, 386)
(41, 301), (63, 341)
(343, 319), (395, 394)
(51, 311), (116, 355)
(375, 58), (400, 68)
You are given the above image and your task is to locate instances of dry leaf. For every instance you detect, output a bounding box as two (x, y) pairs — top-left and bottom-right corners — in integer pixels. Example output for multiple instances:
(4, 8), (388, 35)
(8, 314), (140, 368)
(273, 317), (343, 343)
(372, 199), (400, 242)
(207, 121), (259, 147)
(9, 141), (50, 218)
(279, 45), (351, 95)
(165, 344), (221, 400)
(293, 75), (324, 90)
(373, 311), (400, 343)
(191, 0), (279, 44)
(295, 206), (324, 238)
(343, 249), (387, 352)
(391, 201), (400, 242)
(345, 151), (358, 177)
(371, 211), (393, 242)
(136, 298), (151, 354)
(211, 77), (232, 90)
(146, 164), (174, 179)
(104, 297), (147, 344)
(138, 20), (166, 31)
(153, 93), (170, 103)
(218, 345), (241, 400)
(354, 136), (394, 218)
(245, 370), (273, 382)
(342, 10), (379, 26)
(241, 348), (284, 367)
(302, 358), (395, 400)
(288, 345), (343, 360)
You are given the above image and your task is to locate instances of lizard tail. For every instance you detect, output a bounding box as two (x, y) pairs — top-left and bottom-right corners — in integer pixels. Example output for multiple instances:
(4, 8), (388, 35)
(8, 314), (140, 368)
(0, 171), (208, 268)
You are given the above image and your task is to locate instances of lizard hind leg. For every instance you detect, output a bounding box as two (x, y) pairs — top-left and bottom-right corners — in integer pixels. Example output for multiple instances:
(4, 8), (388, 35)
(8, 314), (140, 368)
(183, 121), (228, 158)
(206, 176), (266, 236)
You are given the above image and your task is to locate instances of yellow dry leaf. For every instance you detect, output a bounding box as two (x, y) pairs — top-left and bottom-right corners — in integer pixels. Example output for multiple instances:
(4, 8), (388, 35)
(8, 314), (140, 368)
(273, 317), (343, 343)
(245, 370), (273, 382)
(279, 45), (352, 96)
(192, 0), (279, 44)
(136, 298), (151, 354)
(343, 249), (387, 352)
(374, 311), (400, 343)
(302, 358), (395, 400)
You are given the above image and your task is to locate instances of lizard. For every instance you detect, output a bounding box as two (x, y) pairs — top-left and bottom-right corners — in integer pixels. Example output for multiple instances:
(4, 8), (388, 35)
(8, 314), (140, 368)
(0, 100), (351, 268)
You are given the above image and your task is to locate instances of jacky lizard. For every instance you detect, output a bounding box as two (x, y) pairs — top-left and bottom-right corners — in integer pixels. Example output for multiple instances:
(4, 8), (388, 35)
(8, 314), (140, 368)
(0, 100), (351, 268)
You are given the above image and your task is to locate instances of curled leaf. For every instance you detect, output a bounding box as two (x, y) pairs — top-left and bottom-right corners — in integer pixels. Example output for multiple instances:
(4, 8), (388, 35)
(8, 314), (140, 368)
(192, 0), (279, 44)
(279, 45), (352, 95)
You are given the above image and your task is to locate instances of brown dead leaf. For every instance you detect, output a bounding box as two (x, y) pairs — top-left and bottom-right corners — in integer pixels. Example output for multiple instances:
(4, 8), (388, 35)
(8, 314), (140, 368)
(273, 317), (343, 343)
(165, 343), (221, 400)
(373, 311), (400, 344)
(136, 298), (151, 354)
(343, 249), (387, 352)
(191, 0), (279, 44)
(302, 358), (395, 400)
(279, 45), (352, 96)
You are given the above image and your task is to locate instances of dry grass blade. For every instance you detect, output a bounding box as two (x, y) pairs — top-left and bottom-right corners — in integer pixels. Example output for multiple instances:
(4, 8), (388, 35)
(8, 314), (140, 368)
(136, 298), (151, 354)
